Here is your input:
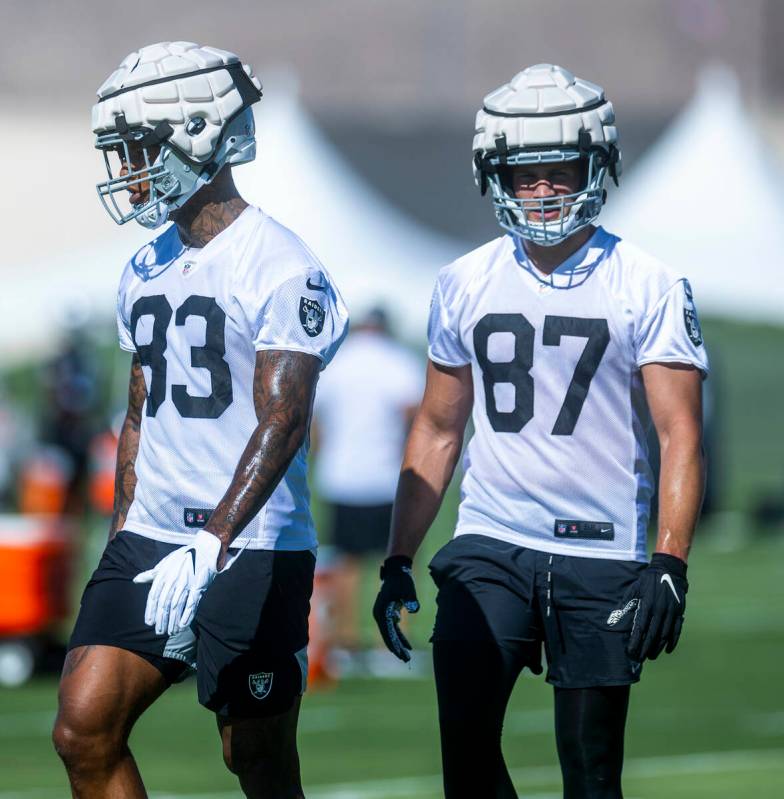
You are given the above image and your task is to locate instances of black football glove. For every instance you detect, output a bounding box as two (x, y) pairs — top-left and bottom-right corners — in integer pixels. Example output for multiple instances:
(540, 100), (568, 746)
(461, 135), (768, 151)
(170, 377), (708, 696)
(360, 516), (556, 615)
(622, 552), (688, 662)
(372, 555), (420, 662)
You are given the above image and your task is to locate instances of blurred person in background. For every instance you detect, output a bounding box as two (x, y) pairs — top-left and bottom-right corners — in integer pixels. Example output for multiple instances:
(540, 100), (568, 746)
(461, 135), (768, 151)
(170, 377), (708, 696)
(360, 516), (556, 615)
(0, 384), (34, 510)
(39, 314), (101, 516)
(52, 42), (348, 799)
(374, 65), (708, 799)
(313, 307), (422, 669)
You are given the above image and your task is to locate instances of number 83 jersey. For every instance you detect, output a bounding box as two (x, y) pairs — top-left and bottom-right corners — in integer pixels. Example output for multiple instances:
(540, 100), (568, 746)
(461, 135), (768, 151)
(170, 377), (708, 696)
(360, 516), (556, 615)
(428, 227), (709, 562)
(116, 206), (348, 551)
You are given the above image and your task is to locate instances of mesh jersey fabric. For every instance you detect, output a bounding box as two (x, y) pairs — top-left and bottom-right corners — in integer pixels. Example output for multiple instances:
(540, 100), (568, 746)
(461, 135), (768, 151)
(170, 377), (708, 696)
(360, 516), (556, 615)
(116, 206), (349, 550)
(428, 227), (709, 562)
(313, 330), (424, 505)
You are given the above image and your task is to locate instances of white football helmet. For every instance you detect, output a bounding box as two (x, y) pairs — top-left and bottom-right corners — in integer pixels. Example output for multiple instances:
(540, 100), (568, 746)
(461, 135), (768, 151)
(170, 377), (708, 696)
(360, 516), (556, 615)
(473, 64), (621, 246)
(92, 42), (263, 229)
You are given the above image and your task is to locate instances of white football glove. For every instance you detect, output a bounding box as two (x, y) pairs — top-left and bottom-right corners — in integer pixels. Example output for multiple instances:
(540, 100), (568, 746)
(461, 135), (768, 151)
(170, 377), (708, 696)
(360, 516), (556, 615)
(133, 530), (225, 636)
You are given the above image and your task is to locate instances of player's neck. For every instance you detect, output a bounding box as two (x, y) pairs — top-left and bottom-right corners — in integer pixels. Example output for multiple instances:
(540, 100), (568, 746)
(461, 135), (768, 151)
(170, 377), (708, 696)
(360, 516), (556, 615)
(171, 168), (249, 249)
(522, 225), (596, 275)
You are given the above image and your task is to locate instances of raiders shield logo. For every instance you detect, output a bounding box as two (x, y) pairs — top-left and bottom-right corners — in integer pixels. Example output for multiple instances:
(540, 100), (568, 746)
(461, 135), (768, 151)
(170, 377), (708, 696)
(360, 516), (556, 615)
(248, 671), (274, 700)
(682, 280), (703, 347)
(300, 297), (325, 337)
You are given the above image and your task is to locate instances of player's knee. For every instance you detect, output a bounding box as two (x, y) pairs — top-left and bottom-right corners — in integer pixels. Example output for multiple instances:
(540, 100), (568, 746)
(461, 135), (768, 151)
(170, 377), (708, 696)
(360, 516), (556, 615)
(221, 722), (301, 795)
(52, 717), (124, 774)
(224, 741), (291, 778)
(52, 721), (123, 771)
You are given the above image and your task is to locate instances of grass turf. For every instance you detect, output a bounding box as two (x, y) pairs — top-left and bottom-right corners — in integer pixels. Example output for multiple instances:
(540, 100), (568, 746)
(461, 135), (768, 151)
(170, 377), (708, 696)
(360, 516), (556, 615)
(1, 526), (782, 798)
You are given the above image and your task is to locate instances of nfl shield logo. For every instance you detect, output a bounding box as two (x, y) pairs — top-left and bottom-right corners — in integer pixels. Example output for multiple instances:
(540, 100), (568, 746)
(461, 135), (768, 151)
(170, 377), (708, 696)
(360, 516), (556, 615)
(248, 671), (274, 700)
(299, 297), (325, 337)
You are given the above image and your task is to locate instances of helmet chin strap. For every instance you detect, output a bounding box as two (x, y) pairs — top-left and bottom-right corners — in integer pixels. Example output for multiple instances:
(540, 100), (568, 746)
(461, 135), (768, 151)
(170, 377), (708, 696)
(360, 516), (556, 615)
(136, 202), (169, 229)
(134, 152), (217, 229)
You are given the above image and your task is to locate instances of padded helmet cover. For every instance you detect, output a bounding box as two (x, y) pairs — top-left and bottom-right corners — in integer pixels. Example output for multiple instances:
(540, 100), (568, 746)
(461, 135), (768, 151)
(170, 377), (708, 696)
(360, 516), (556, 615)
(92, 42), (262, 228)
(92, 41), (262, 163)
(473, 63), (620, 183)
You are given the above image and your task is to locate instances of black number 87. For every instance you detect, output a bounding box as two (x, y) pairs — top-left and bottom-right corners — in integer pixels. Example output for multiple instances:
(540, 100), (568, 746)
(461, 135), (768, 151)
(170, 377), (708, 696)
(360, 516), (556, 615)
(473, 313), (610, 435)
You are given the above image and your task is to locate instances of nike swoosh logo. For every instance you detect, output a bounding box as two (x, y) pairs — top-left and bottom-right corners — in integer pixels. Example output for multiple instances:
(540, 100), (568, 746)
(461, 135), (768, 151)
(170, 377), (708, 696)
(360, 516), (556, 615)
(306, 277), (328, 292)
(660, 573), (681, 603)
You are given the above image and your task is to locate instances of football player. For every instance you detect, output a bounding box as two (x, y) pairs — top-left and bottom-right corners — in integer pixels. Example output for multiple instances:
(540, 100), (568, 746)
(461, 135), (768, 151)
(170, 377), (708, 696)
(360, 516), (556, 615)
(53, 42), (348, 799)
(373, 64), (707, 799)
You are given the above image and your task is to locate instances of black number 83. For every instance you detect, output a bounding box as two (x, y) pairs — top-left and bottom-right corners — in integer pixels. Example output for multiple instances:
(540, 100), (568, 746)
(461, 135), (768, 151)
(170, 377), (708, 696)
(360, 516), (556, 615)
(130, 294), (233, 419)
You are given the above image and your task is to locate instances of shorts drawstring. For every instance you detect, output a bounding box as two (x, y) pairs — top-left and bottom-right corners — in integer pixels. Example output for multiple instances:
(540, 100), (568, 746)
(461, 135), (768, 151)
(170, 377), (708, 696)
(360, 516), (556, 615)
(546, 555), (553, 617)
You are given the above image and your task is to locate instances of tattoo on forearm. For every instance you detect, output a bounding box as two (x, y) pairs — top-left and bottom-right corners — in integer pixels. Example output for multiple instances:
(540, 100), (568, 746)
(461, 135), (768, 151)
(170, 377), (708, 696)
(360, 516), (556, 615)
(205, 350), (320, 548)
(109, 356), (145, 540)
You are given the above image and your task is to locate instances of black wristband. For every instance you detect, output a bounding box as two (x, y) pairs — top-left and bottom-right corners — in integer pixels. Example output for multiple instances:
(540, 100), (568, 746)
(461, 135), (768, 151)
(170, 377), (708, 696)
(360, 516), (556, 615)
(380, 555), (413, 579)
(650, 552), (688, 577)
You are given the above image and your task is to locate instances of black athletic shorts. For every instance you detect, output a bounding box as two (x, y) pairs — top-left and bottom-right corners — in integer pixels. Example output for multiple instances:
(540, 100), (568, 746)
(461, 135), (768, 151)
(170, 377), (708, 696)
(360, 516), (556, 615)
(69, 531), (315, 717)
(329, 502), (393, 555)
(429, 534), (647, 689)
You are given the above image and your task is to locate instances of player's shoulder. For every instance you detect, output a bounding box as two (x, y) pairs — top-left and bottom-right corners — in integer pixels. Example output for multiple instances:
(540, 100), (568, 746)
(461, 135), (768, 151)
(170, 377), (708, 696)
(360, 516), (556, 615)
(236, 206), (325, 285)
(436, 235), (511, 297)
(603, 229), (684, 292)
(600, 228), (687, 310)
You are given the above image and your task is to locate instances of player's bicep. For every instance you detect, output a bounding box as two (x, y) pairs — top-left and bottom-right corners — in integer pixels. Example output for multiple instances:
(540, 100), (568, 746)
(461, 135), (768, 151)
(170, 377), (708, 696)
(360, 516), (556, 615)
(416, 360), (473, 438)
(641, 362), (703, 443)
(252, 349), (321, 428)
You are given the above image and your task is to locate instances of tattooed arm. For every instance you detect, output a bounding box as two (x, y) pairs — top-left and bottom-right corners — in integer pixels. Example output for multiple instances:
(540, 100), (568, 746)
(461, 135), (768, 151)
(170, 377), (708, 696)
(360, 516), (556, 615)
(108, 354), (146, 541)
(204, 350), (321, 559)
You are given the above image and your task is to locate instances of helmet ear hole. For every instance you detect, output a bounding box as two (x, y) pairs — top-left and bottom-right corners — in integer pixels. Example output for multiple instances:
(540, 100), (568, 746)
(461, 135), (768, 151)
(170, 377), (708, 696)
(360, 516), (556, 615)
(186, 117), (206, 136)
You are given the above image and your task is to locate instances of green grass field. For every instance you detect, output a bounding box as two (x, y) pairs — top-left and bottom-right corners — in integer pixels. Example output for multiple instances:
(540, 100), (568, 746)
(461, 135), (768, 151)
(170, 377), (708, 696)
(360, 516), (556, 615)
(1, 317), (783, 797)
(2, 527), (783, 797)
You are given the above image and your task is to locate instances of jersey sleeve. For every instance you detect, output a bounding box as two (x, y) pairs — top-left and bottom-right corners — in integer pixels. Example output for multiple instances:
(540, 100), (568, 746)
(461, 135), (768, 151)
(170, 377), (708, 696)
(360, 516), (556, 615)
(427, 273), (471, 367)
(635, 279), (709, 375)
(252, 273), (349, 368)
(116, 282), (136, 353)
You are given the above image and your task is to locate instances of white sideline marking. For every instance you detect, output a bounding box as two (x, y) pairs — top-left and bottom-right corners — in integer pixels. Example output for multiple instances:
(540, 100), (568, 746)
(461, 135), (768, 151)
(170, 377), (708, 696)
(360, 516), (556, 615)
(1, 747), (781, 799)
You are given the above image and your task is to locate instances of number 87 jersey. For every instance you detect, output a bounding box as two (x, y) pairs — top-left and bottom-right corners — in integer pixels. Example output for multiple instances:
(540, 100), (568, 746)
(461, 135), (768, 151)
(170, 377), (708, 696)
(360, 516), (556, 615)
(116, 207), (348, 551)
(428, 227), (708, 562)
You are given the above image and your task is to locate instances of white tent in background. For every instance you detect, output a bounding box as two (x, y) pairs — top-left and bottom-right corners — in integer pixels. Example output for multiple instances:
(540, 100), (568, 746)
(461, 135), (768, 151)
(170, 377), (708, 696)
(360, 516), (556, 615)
(0, 79), (463, 362)
(236, 82), (463, 338)
(603, 65), (784, 326)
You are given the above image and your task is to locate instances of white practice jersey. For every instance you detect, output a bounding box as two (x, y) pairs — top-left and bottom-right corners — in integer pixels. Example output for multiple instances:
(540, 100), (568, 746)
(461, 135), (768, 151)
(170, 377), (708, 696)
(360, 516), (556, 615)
(314, 331), (424, 505)
(428, 227), (709, 562)
(116, 206), (349, 550)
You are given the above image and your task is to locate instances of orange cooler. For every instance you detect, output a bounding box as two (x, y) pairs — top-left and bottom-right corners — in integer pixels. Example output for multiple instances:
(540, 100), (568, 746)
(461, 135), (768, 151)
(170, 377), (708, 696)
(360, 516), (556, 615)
(0, 515), (74, 637)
